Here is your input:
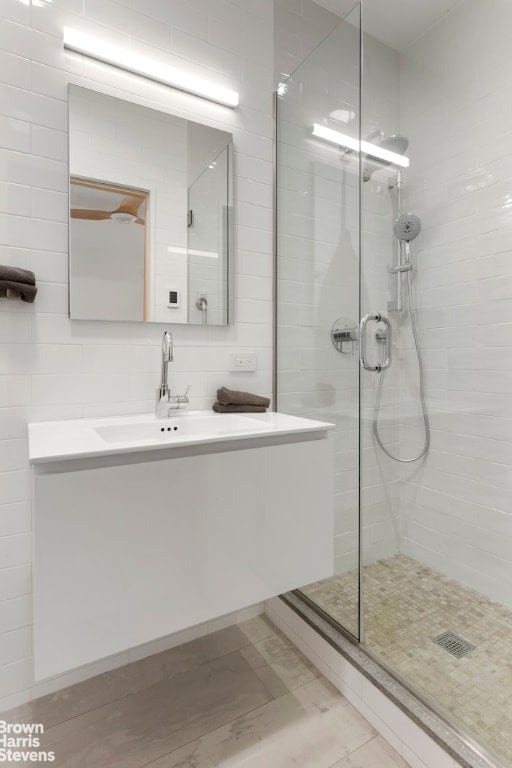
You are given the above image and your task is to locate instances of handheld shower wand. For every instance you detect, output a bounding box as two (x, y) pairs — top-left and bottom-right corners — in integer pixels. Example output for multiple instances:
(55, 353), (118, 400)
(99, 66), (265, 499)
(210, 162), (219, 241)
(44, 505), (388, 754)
(373, 211), (430, 463)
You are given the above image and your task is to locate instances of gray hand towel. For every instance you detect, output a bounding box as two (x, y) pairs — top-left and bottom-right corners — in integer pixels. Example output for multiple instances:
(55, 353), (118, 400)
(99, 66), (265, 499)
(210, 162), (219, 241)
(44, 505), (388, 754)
(0, 281), (37, 303)
(217, 387), (270, 408)
(213, 402), (267, 413)
(0, 265), (36, 286)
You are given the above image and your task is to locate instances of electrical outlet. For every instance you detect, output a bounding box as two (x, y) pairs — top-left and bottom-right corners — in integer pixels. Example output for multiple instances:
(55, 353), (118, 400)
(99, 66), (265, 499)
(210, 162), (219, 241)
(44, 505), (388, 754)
(230, 353), (257, 372)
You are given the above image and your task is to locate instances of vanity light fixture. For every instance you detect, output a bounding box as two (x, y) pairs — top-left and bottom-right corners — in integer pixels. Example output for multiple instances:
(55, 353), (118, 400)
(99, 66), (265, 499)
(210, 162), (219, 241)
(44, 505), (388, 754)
(63, 27), (239, 108)
(312, 123), (409, 168)
(167, 245), (219, 259)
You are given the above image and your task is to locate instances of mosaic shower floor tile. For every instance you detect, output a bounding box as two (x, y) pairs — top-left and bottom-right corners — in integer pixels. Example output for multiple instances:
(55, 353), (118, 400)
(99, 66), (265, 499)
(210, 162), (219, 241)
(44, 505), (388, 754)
(302, 554), (512, 766)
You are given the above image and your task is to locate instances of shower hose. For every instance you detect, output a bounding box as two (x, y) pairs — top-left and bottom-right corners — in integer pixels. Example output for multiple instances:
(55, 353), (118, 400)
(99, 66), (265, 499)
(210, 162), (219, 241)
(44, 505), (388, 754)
(372, 269), (430, 463)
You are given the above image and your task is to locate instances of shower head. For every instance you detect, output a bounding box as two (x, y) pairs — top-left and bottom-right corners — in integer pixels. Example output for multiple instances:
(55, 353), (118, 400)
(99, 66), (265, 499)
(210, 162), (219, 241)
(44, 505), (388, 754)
(363, 134), (409, 181)
(394, 213), (421, 242)
(380, 134), (409, 156)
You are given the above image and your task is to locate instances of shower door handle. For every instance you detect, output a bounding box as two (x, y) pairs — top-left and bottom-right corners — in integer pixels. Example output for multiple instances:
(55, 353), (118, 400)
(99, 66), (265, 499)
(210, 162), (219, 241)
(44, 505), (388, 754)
(359, 313), (392, 372)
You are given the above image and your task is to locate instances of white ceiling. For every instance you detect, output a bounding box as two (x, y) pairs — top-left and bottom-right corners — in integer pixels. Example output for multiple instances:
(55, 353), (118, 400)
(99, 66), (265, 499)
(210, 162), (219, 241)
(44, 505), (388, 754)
(314, 0), (462, 51)
(70, 185), (122, 211)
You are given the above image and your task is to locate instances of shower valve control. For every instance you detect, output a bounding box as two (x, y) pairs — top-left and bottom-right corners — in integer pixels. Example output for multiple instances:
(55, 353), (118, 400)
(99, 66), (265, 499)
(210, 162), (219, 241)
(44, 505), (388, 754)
(331, 318), (358, 354)
(391, 263), (413, 274)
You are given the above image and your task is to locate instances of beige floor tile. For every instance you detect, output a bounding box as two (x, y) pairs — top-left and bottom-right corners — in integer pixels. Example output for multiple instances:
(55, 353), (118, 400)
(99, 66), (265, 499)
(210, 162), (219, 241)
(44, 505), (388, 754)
(7, 638), (212, 730)
(42, 651), (272, 768)
(198, 617), (277, 662)
(331, 736), (410, 767)
(240, 631), (318, 697)
(5, 618), (277, 733)
(145, 740), (214, 768)
(0, 615), (407, 768)
(236, 615), (278, 644)
(150, 677), (376, 768)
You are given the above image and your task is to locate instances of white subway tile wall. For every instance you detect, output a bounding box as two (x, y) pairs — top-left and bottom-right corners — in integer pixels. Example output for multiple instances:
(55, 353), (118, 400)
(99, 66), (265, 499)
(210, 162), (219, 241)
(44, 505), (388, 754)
(0, 0), (274, 707)
(273, 0), (341, 85)
(398, 0), (512, 609)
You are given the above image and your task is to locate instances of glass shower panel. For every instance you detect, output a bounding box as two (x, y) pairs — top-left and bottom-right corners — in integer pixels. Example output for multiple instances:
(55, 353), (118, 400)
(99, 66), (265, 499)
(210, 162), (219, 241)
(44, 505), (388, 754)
(276, 5), (361, 638)
(358, 23), (404, 645)
(360, 1), (512, 764)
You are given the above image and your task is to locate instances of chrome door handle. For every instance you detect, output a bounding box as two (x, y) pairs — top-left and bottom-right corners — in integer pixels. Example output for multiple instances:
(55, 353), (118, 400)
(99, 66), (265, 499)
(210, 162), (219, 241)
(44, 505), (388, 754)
(359, 313), (392, 372)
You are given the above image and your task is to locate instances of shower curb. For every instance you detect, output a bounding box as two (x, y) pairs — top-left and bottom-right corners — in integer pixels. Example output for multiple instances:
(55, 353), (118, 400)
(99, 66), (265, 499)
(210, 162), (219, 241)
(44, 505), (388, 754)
(266, 593), (504, 768)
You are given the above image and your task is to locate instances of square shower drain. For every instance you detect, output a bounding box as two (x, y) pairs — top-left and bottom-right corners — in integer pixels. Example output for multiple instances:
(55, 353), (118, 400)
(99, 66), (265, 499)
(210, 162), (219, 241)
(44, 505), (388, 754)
(433, 631), (475, 659)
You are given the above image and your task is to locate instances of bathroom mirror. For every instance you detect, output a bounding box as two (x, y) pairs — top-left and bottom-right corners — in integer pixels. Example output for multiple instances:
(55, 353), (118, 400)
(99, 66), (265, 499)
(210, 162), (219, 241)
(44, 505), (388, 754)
(68, 86), (233, 325)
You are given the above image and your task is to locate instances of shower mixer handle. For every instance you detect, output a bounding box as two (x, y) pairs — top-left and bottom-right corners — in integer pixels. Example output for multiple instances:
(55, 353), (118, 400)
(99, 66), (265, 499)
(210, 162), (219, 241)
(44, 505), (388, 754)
(360, 313), (392, 373)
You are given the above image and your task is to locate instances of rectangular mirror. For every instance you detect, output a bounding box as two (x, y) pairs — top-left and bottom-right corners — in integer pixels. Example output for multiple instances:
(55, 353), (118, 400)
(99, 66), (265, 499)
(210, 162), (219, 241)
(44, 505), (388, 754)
(68, 85), (233, 325)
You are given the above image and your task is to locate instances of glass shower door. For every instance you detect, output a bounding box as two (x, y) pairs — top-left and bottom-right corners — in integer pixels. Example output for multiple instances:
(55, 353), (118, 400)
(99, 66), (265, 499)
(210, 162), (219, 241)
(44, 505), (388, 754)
(357, 22), (407, 651)
(358, 3), (512, 763)
(277, 1), (512, 763)
(275, 4), (362, 639)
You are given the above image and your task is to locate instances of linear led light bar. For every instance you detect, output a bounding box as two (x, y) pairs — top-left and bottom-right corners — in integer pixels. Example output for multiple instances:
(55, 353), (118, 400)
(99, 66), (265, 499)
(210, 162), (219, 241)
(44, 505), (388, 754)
(167, 246), (219, 259)
(312, 123), (409, 168)
(63, 27), (239, 108)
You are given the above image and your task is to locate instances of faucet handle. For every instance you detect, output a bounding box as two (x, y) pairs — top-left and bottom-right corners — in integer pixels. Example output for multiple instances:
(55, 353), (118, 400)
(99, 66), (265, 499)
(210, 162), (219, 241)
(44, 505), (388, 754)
(168, 385), (191, 411)
(177, 385), (191, 406)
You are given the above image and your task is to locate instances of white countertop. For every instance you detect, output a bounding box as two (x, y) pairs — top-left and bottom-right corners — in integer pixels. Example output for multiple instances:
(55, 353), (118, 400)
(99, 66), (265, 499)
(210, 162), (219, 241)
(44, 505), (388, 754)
(28, 410), (335, 465)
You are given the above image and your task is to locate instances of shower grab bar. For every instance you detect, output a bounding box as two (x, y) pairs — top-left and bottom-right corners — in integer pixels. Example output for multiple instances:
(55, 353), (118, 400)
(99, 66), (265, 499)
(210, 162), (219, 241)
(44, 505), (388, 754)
(360, 313), (392, 372)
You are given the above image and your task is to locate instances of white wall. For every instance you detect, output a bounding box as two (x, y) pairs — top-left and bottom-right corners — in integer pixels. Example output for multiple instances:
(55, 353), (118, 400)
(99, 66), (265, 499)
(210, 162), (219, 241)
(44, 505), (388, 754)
(0, 0), (273, 708)
(70, 217), (146, 321)
(397, 0), (512, 608)
(274, 0), (340, 85)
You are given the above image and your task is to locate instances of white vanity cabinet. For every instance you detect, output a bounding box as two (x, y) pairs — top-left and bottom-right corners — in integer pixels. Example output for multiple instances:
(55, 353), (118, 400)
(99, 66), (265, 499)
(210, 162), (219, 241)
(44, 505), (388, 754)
(29, 411), (334, 680)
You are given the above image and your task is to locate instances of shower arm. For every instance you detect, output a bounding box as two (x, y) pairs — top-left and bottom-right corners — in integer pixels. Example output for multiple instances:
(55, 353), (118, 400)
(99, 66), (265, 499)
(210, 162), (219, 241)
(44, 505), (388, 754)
(340, 129), (384, 158)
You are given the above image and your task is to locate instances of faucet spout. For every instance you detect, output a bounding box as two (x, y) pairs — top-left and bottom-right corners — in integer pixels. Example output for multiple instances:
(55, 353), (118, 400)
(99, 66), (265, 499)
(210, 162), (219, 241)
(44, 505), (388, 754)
(160, 330), (173, 390)
(155, 331), (190, 418)
(156, 331), (173, 417)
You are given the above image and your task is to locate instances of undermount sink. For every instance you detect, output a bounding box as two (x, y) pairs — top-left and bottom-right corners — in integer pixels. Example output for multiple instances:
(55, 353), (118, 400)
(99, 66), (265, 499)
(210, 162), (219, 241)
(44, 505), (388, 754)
(94, 412), (270, 445)
(28, 410), (335, 464)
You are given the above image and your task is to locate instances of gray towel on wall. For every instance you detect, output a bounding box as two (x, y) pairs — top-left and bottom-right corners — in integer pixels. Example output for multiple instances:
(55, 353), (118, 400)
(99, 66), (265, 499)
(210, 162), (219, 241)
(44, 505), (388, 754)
(0, 265), (36, 286)
(0, 281), (38, 303)
(217, 387), (270, 408)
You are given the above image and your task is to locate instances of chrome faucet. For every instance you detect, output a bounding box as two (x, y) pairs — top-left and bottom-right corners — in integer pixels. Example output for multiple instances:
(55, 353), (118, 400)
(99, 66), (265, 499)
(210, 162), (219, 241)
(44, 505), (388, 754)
(155, 331), (190, 418)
